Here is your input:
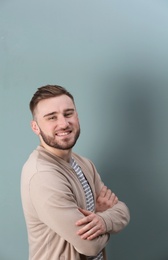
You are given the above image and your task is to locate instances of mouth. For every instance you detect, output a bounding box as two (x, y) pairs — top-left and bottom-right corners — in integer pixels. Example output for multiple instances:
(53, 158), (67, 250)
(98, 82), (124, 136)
(56, 131), (72, 137)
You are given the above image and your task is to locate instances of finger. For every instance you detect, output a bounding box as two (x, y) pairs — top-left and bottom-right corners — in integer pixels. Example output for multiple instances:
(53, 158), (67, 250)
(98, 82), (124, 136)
(78, 208), (92, 216)
(86, 229), (102, 240)
(99, 186), (107, 198)
(77, 216), (102, 237)
(78, 216), (106, 239)
(76, 217), (89, 226)
(80, 225), (99, 239)
(114, 196), (118, 204)
(109, 192), (116, 201)
(105, 189), (112, 199)
(109, 193), (118, 206)
(77, 221), (95, 236)
(76, 213), (94, 226)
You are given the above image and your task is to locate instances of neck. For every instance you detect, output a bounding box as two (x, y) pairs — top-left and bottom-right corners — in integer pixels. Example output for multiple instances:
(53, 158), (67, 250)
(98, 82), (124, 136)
(40, 142), (72, 163)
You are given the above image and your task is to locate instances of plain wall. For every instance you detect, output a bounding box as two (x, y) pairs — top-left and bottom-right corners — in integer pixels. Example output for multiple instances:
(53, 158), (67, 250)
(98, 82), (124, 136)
(1, 0), (168, 259)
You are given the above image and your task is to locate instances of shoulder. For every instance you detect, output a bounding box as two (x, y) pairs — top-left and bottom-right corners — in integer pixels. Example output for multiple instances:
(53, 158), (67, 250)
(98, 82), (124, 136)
(21, 146), (70, 182)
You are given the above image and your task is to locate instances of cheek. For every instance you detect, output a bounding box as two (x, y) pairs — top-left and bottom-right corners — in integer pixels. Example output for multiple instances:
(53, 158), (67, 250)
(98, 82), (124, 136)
(46, 125), (55, 133)
(39, 123), (54, 133)
(74, 118), (80, 128)
(71, 115), (78, 122)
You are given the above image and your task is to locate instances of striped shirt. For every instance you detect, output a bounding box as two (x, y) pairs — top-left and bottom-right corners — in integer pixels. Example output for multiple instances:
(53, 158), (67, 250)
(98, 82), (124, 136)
(71, 158), (103, 260)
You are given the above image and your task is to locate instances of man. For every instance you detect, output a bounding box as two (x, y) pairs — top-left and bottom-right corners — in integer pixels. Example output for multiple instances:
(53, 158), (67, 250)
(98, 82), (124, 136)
(21, 84), (130, 260)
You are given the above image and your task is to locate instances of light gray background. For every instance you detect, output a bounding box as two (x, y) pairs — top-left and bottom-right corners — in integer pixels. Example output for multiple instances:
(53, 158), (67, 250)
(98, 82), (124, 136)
(0, 1), (168, 259)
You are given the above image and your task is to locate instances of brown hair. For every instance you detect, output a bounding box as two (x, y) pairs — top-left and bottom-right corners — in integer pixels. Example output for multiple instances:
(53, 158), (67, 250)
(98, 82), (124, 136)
(29, 84), (74, 117)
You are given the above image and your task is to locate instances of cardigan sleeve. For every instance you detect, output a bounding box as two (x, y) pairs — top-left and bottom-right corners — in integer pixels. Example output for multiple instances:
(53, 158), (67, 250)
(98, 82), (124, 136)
(88, 160), (130, 234)
(96, 201), (130, 233)
(29, 170), (109, 257)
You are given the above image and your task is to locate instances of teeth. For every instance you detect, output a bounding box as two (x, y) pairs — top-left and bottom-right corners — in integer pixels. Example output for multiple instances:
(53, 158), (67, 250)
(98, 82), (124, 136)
(57, 132), (69, 136)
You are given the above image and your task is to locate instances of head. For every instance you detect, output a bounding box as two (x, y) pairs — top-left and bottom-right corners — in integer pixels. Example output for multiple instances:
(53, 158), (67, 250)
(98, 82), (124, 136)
(29, 85), (80, 156)
(30, 84), (75, 119)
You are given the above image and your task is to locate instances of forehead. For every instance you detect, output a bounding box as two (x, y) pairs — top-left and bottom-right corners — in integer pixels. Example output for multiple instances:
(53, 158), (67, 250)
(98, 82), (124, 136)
(35, 95), (75, 117)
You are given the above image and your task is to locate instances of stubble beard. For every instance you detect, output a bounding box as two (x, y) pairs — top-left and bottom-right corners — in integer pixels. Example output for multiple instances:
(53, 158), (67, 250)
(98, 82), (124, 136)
(39, 127), (80, 150)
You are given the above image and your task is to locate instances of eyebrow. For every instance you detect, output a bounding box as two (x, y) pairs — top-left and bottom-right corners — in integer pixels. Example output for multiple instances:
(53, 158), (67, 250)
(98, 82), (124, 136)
(43, 108), (75, 118)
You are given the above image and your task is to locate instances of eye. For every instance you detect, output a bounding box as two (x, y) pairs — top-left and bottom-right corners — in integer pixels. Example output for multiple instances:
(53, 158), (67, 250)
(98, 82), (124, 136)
(48, 115), (57, 120)
(64, 112), (73, 117)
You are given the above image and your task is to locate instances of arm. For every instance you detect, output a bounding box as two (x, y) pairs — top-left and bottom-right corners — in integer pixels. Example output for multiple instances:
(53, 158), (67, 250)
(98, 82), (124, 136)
(76, 186), (130, 240)
(97, 200), (130, 234)
(75, 185), (118, 240)
(93, 164), (130, 234)
(95, 185), (130, 234)
(30, 171), (109, 256)
(74, 158), (130, 240)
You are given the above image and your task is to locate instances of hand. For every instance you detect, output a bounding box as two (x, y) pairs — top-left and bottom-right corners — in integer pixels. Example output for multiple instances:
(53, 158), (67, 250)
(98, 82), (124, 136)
(76, 208), (106, 240)
(96, 186), (118, 212)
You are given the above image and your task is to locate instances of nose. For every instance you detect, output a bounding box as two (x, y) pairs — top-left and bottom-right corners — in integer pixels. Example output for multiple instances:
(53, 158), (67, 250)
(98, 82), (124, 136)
(57, 116), (69, 128)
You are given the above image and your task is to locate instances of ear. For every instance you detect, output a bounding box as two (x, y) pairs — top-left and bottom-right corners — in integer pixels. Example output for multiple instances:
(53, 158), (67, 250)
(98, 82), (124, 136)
(31, 120), (40, 135)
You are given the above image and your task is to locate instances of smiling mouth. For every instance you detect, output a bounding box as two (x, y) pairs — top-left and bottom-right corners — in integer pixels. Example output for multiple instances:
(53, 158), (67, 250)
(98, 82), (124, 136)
(56, 131), (71, 137)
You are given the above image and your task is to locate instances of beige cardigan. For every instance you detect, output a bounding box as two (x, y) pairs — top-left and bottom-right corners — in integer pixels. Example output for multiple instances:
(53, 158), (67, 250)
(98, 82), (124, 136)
(21, 146), (130, 260)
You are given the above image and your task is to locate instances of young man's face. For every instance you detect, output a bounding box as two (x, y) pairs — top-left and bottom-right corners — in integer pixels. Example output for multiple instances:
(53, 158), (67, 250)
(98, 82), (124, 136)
(31, 94), (80, 152)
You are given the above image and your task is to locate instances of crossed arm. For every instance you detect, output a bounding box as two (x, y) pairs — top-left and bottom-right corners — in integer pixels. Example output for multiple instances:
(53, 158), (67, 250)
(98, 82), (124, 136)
(30, 170), (129, 257)
(76, 186), (119, 240)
